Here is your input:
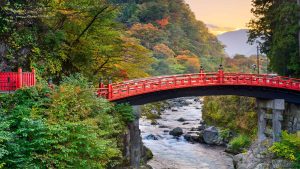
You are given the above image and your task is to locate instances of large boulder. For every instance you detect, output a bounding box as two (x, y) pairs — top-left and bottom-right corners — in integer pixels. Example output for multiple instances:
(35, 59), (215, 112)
(203, 126), (221, 145)
(169, 127), (183, 137)
(233, 140), (293, 169)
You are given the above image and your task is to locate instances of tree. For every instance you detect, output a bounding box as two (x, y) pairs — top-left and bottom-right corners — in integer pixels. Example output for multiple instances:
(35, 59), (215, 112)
(248, 0), (300, 77)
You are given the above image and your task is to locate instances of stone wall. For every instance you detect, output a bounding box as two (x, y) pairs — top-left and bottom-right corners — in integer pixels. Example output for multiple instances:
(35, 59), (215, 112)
(283, 103), (300, 134)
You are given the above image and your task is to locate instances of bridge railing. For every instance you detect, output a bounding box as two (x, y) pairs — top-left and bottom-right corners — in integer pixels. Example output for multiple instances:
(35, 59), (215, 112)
(97, 72), (300, 101)
(0, 68), (36, 92)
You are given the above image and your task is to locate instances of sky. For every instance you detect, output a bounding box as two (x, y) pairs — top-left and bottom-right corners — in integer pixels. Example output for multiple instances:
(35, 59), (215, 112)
(185, 0), (253, 35)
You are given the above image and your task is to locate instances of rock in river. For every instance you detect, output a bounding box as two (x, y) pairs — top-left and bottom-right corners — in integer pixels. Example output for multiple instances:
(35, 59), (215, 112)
(145, 134), (159, 140)
(177, 117), (186, 122)
(203, 126), (221, 145)
(169, 127), (183, 137)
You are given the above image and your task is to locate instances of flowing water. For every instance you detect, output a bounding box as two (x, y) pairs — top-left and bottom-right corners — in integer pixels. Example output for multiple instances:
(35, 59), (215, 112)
(139, 98), (234, 169)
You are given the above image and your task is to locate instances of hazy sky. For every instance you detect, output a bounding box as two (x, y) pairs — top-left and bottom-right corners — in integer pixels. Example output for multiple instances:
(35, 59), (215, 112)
(185, 0), (253, 34)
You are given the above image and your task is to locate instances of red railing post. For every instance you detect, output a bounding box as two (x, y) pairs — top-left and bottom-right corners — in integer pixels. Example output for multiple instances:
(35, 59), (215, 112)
(17, 68), (23, 89)
(32, 68), (36, 86)
(108, 77), (113, 99)
(218, 65), (224, 84)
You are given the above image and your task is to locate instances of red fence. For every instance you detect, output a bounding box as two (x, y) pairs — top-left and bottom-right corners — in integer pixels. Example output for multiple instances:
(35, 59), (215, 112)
(97, 70), (300, 101)
(0, 68), (36, 92)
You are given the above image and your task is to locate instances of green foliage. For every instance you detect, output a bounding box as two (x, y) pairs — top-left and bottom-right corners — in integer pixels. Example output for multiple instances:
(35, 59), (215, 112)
(114, 103), (136, 123)
(269, 131), (300, 168)
(248, 0), (300, 77)
(228, 135), (251, 154)
(141, 102), (166, 120)
(112, 0), (225, 75)
(0, 0), (154, 81)
(202, 96), (257, 136)
(0, 75), (132, 168)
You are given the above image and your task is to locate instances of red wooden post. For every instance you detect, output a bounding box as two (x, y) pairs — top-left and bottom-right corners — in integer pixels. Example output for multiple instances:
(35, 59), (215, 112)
(32, 69), (36, 86)
(218, 66), (224, 84)
(108, 84), (113, 99)
(17, 68), (23, 89)
(199, 66), (205, 83)
(108, 77), (113, 99)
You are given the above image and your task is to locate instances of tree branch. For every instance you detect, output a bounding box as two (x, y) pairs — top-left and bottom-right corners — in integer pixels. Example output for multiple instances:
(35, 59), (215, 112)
(72, 6), (109, 45)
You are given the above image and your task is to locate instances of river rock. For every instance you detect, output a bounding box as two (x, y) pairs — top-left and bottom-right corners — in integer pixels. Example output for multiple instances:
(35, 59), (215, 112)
(158, 125), (168, 128)
(203, 126), (221, 145)
(177, 117), (186, 122)
(169, 127), (183, 137)
(145, 134), (159, 140)
(200, 120), (205, 125)
(182, 122), (190, 125)
(198, 124), (206, 130)
(234, 140), (293, 169)
(171, 107), (179, 112)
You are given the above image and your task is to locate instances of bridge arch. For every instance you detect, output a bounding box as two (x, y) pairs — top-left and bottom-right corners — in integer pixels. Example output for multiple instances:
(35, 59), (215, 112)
(98, 71), (300, 105)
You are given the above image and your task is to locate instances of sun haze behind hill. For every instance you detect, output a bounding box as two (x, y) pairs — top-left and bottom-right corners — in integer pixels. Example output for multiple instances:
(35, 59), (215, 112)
(185, 0), (253, 35)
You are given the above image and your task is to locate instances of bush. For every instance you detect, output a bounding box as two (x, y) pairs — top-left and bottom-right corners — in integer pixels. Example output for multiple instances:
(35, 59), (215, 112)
(0, 75), (129, 168)
(228, 135), (251, 154)
(269, 131), (300, 168)
(114, 103), (136, 123)
(202, 96), (257, 136)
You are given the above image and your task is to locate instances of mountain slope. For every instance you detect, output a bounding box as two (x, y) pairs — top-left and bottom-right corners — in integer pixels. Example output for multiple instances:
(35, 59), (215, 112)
(217, 29), (258, 57)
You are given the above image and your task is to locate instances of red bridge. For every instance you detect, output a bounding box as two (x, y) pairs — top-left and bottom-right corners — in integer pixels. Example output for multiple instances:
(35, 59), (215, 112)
(98, 69), (300, 105)
(0, 68), (36, 92)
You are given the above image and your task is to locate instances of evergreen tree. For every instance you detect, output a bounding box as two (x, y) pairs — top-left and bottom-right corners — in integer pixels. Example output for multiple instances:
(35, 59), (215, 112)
(248, 0), (300, 77)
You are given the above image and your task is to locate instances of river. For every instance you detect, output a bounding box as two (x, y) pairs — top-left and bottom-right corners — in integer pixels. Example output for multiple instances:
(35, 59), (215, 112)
(139, 98), (234, 169)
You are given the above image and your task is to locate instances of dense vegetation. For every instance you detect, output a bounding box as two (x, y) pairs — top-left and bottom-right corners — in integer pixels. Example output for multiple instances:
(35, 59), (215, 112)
(0, 0), (154, 81)
(202, 96), (257, 136)
(248, 0), (300, 77)
(270, 131), (300, 168)
(0, 75), (134, 168)
(110, 0), (225, 74)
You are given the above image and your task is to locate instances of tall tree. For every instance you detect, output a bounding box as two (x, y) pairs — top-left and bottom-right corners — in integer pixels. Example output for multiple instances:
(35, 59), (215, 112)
(248, 0), (300, 77)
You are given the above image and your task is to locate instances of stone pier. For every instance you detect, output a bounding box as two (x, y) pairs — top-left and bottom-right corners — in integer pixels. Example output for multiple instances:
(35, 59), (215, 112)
(256, 99), (285, 142)
(284, 103), (300, 135)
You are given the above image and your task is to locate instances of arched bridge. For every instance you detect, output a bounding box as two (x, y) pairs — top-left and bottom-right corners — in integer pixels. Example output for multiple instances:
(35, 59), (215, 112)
(98, 70), (300, 105)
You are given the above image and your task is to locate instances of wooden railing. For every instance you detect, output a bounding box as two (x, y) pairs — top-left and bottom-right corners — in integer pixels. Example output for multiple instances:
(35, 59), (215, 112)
(97, 70), (300, 101)
(0, 68), (36, 92)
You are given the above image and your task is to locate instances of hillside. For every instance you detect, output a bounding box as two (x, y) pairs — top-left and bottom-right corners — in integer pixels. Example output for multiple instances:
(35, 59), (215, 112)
(110, 0), (226, 74)
(217, 29), (258, 57)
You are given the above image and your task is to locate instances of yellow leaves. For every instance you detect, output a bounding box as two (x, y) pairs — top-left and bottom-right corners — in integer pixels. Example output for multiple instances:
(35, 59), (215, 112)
(176, 54), (201, 72)
(130, 23), (159, 32)
(153, 44), (175, 58)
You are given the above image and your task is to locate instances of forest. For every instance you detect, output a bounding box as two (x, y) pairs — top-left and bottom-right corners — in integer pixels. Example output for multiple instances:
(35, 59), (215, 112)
(0, 0), (299, 168)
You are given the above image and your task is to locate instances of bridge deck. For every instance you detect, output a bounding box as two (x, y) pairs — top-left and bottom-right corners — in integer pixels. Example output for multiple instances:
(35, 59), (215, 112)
(97, 71), (300, 102)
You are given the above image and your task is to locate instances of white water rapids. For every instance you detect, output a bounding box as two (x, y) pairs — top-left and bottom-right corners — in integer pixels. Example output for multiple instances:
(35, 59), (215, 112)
(139, 98), (234, 169)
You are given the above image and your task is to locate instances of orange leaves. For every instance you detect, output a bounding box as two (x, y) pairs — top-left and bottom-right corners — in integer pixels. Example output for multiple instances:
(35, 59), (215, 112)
(130, 23), (159, 32)
(153, 43), (175, 58)
(175, 54), (201, 73)
(156, 17), (169, 28)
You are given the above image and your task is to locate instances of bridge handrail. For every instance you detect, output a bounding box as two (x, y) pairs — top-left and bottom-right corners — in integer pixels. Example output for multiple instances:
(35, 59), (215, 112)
(97, 72), (300, 101)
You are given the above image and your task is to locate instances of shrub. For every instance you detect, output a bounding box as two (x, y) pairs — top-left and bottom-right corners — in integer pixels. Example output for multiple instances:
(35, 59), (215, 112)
(0, 74), (129, 168)
(202, 96), (257, 136)
(269, 131), (300, 168)
(228, 135), (251, 154)
(114, 103), (136, 123)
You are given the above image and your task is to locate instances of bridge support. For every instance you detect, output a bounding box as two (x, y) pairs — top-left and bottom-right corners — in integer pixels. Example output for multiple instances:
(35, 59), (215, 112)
(125, 106), (142, 168)
(284, 103), (300, 135)
(256, 99), (285, 142)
